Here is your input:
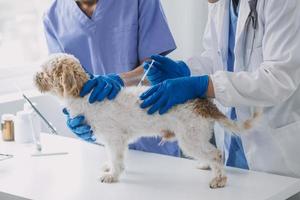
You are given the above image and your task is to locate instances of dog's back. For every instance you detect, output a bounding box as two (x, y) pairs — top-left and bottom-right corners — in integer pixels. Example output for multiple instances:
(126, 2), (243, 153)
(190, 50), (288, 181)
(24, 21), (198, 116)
(67, 86), (259, 143)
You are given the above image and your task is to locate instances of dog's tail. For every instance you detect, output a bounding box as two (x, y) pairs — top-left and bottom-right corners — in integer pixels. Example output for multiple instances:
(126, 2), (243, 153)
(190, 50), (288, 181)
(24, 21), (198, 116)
(193, 99), (262, 134)
(215, 107), (262, 134)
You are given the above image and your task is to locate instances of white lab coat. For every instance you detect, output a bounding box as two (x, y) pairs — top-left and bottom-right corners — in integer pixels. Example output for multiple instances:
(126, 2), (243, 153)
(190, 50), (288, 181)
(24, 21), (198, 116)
(188, 0), (300, 177)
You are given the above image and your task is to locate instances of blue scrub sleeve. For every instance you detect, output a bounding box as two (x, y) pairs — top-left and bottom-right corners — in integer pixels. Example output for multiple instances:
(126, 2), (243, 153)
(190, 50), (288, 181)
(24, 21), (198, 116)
(138, 0), (176, 60)
(43, 16), (63, 54)
(129, 137), (181, 157)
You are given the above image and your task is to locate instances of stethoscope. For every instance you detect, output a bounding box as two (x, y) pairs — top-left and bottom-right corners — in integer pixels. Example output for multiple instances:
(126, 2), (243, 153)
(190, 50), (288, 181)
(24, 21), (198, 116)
(244, 0), (258, 67)
(246, 0), (258, 30)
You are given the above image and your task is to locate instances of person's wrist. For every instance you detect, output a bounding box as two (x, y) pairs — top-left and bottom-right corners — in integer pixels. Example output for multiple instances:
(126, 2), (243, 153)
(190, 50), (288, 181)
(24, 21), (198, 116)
(194, 75), (209, 98)
(206, 76), (215, 98)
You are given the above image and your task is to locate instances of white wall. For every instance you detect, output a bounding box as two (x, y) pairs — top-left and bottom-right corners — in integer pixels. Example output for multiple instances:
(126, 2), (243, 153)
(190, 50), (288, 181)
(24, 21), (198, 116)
(0, 0), (52, 96)
(161, 0), (208, 60)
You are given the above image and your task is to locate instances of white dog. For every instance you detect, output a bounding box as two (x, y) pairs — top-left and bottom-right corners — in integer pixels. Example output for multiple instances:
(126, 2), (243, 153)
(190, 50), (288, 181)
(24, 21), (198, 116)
(34, 53), (260, 188)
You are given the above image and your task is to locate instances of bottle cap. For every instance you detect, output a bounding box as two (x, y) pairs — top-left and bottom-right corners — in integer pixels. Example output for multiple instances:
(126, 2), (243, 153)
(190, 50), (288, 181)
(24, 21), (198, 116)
(16, 110), (32, 120)
(1, 114), (15, 122)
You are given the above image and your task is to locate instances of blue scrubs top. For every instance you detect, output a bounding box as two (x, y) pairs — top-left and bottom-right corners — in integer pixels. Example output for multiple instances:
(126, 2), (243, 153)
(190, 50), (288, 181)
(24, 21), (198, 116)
(43, 0), (180, 157)
(224, 0), (249, 169)
(43, 0), (176, 74)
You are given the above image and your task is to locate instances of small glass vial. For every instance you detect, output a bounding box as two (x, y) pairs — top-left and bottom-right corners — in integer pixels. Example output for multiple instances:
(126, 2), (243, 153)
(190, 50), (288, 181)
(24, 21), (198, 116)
(1, 114), (15, 141)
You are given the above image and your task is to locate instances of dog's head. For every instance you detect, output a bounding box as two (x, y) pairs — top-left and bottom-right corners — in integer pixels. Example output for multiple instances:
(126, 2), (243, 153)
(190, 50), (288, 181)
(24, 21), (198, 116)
(34, 53), (89, 98)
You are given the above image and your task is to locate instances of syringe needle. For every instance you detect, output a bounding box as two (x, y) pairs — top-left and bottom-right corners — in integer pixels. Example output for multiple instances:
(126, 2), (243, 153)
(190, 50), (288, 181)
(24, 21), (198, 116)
(138, 60), (155, 87)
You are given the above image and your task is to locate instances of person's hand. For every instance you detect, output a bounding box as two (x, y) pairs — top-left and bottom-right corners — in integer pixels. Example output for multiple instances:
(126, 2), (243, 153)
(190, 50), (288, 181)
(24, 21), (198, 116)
(140, 76), (209, 115)
(143, 55), (191, 85)
(80, 74), (124, 103)
(63, 108), (96, 142)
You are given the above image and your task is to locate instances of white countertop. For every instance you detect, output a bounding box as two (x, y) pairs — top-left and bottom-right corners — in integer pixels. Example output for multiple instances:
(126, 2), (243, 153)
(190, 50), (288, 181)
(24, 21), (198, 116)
(0, 134), (299, 200)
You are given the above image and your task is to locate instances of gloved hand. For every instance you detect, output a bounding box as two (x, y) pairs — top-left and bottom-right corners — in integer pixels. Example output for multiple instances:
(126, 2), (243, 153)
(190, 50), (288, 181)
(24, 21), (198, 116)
(63, 108), (96, 142)
(80, 73), (124, 104)
(143, 55), (191, 85)
(140, 76), (209, 115)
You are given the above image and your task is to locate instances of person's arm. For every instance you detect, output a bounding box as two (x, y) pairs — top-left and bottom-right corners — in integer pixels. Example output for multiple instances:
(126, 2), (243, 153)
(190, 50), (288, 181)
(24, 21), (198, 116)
(117, 0), (179, 87)
(121, 0), (177, 87)
(210, 0), (300, 107)
(138, 0), (176, 61)
(119, 61), (149, 87)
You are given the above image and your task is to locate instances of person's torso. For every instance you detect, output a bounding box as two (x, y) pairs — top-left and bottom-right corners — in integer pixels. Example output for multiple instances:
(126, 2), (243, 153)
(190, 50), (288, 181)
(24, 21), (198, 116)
(45, 0), (140, 75)
(208, 0), (300, 177)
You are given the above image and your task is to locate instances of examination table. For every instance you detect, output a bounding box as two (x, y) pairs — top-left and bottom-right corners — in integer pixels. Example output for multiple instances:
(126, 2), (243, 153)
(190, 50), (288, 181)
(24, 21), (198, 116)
(0, 133), (299, 200)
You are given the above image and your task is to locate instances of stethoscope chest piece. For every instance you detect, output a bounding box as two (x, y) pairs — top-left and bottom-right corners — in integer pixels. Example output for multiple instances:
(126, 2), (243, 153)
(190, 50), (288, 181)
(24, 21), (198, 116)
(247, 0), (258, 30)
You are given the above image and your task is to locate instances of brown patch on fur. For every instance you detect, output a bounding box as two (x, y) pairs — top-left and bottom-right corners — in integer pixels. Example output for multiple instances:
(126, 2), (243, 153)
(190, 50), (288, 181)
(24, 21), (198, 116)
(213, 150), (222, 163)
(253, 111), (261, 119)
(243, 120), (252, 129)
(193, 99), (226, 120)
(193, 99), (261, 133)
(61, 65), (88, 97)
(161, 130), (175, 140)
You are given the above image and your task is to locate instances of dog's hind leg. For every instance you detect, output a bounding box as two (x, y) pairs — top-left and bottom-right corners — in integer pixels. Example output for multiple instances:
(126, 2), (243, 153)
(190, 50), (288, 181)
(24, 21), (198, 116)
(100, 137), (127, 183)
(177, 134), (227, 189)
(200, 143), (227, 189)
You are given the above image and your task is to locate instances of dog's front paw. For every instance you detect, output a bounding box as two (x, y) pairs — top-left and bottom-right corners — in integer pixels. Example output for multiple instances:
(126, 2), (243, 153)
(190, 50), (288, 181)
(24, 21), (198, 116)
(209, 176), (227, 189)
(100, 173), (118, 183)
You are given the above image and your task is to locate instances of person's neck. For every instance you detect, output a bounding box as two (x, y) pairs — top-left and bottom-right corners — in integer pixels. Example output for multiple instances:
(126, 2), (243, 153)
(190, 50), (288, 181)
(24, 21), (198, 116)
(77, 0), (98, 18)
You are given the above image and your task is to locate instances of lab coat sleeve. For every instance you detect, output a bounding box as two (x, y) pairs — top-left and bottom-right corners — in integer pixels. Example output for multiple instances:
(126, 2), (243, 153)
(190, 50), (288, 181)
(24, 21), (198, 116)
(211, 0), (300, 107)
(186, 7), (215, 76)
(138, 0), (176, 61)
(43, 16), (63, 54)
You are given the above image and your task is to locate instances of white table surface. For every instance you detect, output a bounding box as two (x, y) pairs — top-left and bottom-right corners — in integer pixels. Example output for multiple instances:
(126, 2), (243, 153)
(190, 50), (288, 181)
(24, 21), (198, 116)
(0, 134), (299, 200)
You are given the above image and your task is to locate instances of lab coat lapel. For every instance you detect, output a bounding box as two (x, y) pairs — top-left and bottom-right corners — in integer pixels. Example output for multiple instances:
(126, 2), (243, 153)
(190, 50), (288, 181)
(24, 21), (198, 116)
(213, 0), (230, 71)
(234, 0), (251, 71)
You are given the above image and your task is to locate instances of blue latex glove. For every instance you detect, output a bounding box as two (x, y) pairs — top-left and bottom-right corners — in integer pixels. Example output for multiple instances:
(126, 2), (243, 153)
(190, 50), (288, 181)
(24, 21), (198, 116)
(63, 108), (96, 142)
(143, 55), (191, 85)
(80, 73), (124, 104)
(140, 76), (209, 115)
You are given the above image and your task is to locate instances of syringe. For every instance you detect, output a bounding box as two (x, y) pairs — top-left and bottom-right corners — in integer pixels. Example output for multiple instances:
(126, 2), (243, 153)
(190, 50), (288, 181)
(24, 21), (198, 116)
(137, 60), (155, 87)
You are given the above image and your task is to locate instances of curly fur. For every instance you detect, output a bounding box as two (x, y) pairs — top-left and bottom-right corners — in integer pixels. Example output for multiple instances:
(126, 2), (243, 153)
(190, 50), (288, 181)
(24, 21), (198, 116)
(35, 53), (260, 189)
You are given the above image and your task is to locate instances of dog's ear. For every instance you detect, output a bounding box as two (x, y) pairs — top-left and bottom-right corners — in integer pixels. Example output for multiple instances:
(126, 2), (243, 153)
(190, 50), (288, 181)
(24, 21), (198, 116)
(62, 65), (80, 97)
(61, 64), (88, 97)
